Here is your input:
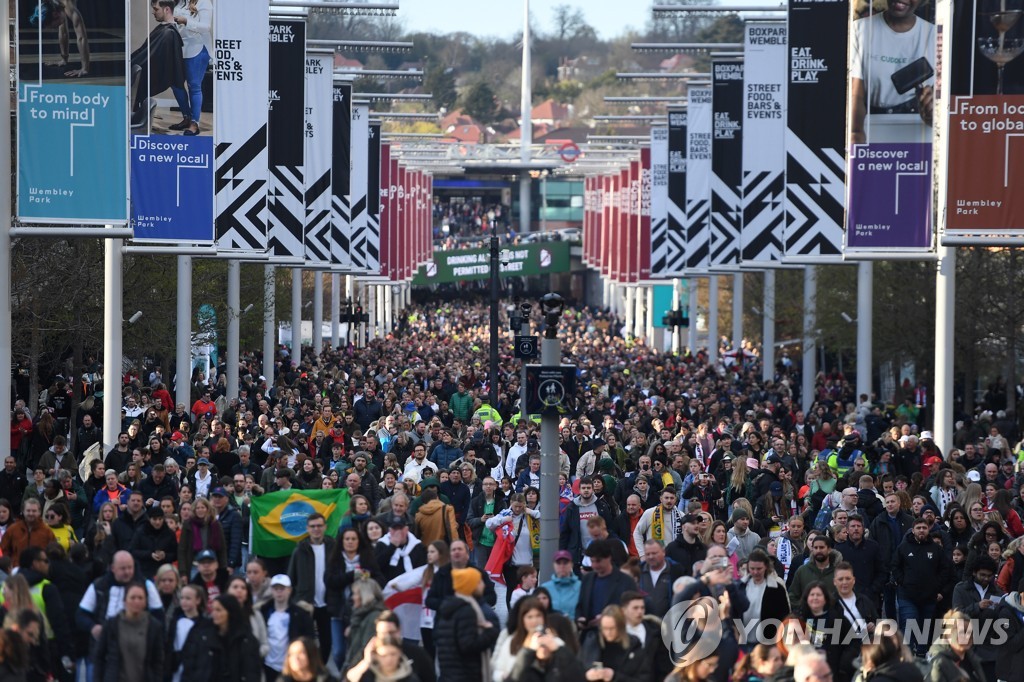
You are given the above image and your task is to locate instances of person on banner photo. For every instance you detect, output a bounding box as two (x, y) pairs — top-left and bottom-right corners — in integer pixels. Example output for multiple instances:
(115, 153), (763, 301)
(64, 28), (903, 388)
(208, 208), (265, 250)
(169, 0), (213, 136)
(849, 0), (936, 143)
(29, 0), (91, 77)
(129, 0), (185, 129)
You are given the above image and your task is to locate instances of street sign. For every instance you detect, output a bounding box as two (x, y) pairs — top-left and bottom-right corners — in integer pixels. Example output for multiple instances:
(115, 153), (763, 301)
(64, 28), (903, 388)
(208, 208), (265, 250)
(525, 365), (577, 416)
(559, 142), (581, 163)
(514, 335), (539, 359)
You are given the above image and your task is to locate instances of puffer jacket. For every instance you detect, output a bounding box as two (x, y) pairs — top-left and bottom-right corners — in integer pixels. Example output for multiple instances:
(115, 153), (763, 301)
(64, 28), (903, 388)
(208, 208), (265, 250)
(433, 596), (500, 682)
(925, 640), (986, 682)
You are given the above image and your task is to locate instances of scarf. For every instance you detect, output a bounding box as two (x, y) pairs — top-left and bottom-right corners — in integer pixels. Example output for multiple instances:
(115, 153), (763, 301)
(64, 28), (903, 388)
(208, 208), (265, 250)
(455, 594), (493, 682)
(652, 505), (678, 541)
(388, 538), (418, 572)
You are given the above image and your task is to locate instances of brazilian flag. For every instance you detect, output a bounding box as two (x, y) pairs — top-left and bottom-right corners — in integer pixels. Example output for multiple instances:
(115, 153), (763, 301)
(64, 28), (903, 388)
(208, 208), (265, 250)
(250, 488), (350, 557)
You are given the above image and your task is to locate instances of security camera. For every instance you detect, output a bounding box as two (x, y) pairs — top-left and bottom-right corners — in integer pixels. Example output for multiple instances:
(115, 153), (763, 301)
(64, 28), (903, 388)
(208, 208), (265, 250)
(539, 293), (565, 338)
(243, 304), (255, 314)
(520, 302), (532, 315)
(840, 312), (854, 324)
(128, 311), (143, 325)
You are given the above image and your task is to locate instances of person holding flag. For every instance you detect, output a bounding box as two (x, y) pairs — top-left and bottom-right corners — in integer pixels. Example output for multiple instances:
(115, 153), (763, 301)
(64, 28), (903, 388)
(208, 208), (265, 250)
(484, 492), (540, 608)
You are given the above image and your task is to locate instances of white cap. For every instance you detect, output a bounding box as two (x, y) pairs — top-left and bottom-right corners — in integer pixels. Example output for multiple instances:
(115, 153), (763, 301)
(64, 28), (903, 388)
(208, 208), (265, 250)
(270, 574), (292, 588)
(920, 431), (934, 440)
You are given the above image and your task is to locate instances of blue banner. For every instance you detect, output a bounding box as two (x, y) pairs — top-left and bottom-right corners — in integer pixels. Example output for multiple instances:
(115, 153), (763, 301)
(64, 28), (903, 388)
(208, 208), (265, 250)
(131, 135), (214, 240)
(18, 83), (127, 222)
(16, 0), (129, 224)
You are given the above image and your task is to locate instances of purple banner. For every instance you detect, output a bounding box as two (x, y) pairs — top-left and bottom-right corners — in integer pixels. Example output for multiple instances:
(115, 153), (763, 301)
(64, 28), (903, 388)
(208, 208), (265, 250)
(846, 143), (932, 249)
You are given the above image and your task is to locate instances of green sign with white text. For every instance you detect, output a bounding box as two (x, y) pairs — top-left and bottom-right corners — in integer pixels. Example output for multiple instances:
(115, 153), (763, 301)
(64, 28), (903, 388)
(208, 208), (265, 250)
(413, 241), (571, 285)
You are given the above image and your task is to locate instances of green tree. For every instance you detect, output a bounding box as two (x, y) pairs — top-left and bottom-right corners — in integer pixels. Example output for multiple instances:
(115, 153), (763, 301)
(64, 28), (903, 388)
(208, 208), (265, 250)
(425, 64), (458, 111)
(461, 81), (498, 124)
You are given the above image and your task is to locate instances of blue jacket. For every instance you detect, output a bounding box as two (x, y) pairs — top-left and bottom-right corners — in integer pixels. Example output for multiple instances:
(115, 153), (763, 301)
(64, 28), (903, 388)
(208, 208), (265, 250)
(430, 443), (463, 471)
(541, 574), (581, 618)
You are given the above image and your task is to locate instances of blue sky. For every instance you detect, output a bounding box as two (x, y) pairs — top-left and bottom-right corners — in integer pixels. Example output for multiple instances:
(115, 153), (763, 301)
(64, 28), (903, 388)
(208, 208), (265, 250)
(398, 0), (645, 40)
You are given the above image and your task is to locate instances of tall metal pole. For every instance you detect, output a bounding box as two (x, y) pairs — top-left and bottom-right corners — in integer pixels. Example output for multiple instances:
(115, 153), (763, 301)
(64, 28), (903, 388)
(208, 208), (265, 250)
(263, 265), (276, 384)
(0, 0), (11, 434)
(331, 273), (341, 349)
(538, 299), (562, 583)
(673, 278), (683, 355)
(384, 284), (394, 335)
(176, 256), (192, 410)
(763, 270), (776, 383)
(732, 273), (743, 351)
(313, 272), (323, 353)
(489, 223), (500, 407)
(291, 269), (302, 355)
(708, 276), (719, 364)
(519, 0), (532, 233)
(633, 286), (645, 340)
(856, 261), (873, 401)
(226, 260), (240, 399)
(540, 173), (547, 233)
(519, 312), (530, 422)
(934, 247), (955, 454)
(802, 266), (817, 413)
(624, 287), (636, 339)
(688, 279), (698, 352)
(103, 238), (123, 450)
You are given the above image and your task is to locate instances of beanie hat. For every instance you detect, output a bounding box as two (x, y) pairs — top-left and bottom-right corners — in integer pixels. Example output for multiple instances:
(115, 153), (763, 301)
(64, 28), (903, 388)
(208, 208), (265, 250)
(451, 567), (482, 596)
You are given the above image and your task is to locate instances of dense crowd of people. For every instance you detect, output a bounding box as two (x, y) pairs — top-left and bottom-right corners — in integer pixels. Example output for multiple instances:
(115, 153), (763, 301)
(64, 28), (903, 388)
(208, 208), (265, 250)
(3, 298), (1024, 682)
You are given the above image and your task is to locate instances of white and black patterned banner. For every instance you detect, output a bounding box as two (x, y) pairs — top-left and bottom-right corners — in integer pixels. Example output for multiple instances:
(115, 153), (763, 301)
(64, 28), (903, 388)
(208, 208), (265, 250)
(365, 122), (382, 273)
(711, 61), (744, 267)
(267, 18), (306, 259)
(215, 0), (269, 251)
(349, 104), (371, 273)
(304, 54), (332, 264)
(686, 88), (712, 271)
(650, 128), (669, 277)
(331, 82), (352, 269)
(665, 110), (688, 275)
(742, 22), (787, 264)
(786, 0), (846, 260)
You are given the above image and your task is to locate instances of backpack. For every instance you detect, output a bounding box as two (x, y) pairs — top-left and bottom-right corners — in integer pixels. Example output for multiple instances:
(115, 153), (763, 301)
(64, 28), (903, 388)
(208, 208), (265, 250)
(813, 493), (835, 532)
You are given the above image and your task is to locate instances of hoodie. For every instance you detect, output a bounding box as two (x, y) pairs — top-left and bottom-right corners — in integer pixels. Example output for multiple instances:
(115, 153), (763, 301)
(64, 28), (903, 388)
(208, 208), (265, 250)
(414, 498), (459, 546)
(727, 525), (761, 561)
(541, 573), (581, 618)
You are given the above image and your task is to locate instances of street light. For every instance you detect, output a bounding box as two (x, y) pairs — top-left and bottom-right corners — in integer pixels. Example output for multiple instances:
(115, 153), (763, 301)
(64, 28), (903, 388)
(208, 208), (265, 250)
(538, 292), (565, 582)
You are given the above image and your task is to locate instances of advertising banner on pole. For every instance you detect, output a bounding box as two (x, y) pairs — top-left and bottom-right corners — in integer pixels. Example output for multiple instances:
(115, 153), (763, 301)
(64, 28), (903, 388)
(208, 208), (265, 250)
(686, 87), (712, 271)
(639, 147), (652, 281)
(742, 22), (787, 263)
(267, 17), (305, 259)
(601, 174), (612, 278)
(649, 128), (669, 277)
(304, 53), (333, 264)
(129, 0), (214, 242)
(413, 242), (572, 285)
(711, 61), (744, 267)
(366, 121), (382, 273)
(349, 103), (371, 273)
(17, 0), (129, 223)
(379, 142), (391, 279)
(214, 0), (268, 251)
(331, 81), (352, 269)
(938, 0), (1024, 237)
(786, 0), (847, 259)
(666, 109), (688, 274)
(845, 0), (935, 252)
(627, 161), (640, 284)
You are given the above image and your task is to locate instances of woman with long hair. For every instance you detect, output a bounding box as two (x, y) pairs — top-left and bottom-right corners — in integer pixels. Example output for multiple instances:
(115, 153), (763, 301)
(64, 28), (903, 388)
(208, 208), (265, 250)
(84, 501), (119, 567)
(227, 577), (269, 658)
(793, 582), (841, 671)
(420, 540), (449, 657)
(855, 630), (923, 682)
(732, 644), (783, 682)
(930, 470), (963, 517)
(298, 457), (324, 490)
(93, 583), (164, 682)
(0, 499), (13, 545)
(992, 489), (1024, 538)
(326, 527), (384, 670)
(168, 583), (206, 682)
(580, 605), (647, 680)
(281, 636), (339, 682)
(491, 597), (545, 682)
(43, 502), (76, 550)
(178, 496), (227, 571)
(703, 520), (728, 548)
(665, 656), (720, 682)
(725, 459), (750, 514)
(342, 495), (373, 536)
(205, 595), (264, 682)
(341, 578), (387, 675)
(344, 635), (413, 682)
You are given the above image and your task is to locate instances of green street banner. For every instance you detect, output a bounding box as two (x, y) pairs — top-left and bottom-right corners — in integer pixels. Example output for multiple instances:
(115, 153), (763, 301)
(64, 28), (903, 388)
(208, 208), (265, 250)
(413, 241), (571, 285)
(250, 488), (349, 557)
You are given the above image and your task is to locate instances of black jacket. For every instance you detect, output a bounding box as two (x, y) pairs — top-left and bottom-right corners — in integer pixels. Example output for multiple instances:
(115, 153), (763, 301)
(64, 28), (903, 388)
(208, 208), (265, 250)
(561, 496), (617, 564)
(128, 522), (178, 579)
(425, 562), (497, 611)
(466, 493), (507, 543)
(110, 511), (148, 552)
(636, 561), (685, 618)
(580, 634), (648, 681)
(664, 535), (707, 578)
(374, 540), (427, 584)
(893, 534), (949, 605)
(94, 614), (164, 682)
(835, 537), (887, 596)
(507, 645), (587, 682)
(433, 596), (500, 682)
(324, 547), (385, 617)
(182, 620), (264, 682)
(287, 537), (338, 605)
(258, 601), (315, 642)
(868, 510), (914, 568)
